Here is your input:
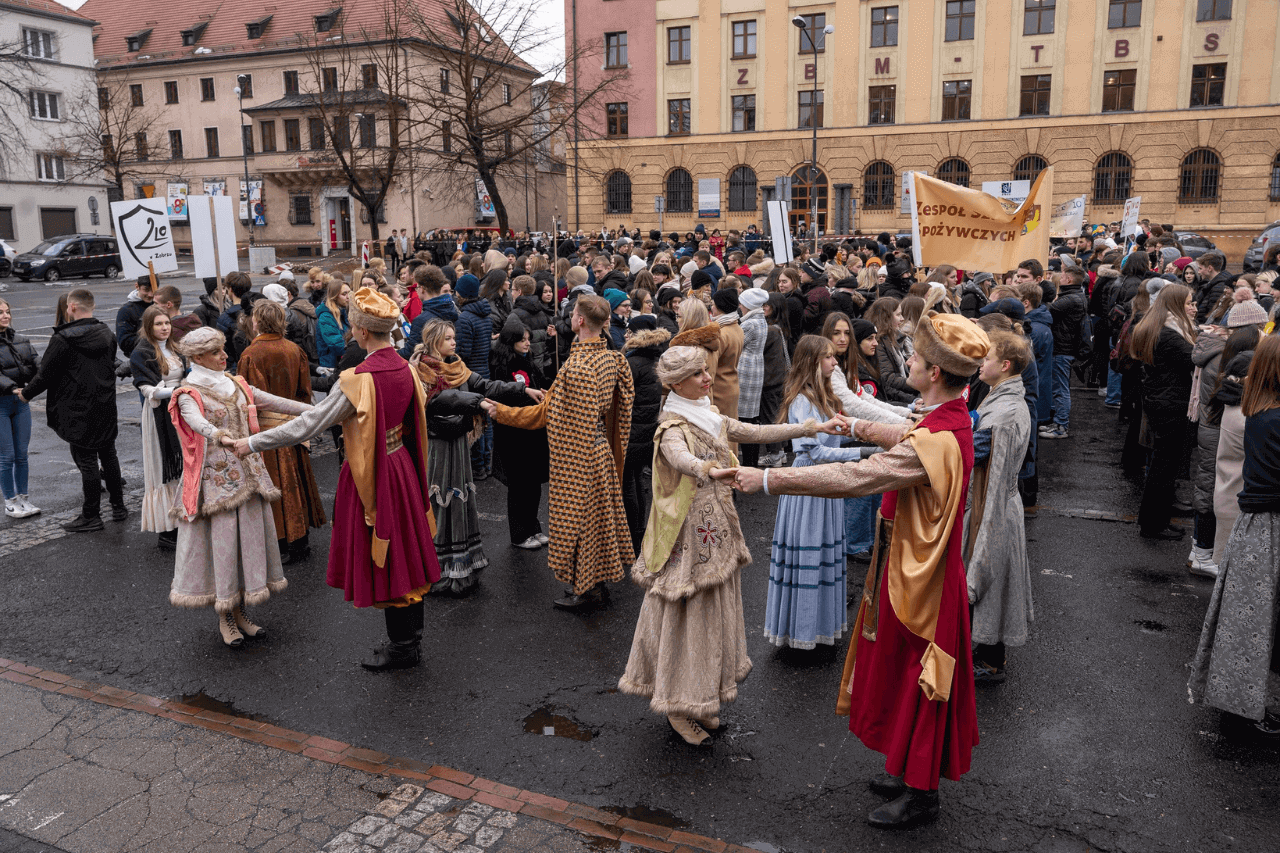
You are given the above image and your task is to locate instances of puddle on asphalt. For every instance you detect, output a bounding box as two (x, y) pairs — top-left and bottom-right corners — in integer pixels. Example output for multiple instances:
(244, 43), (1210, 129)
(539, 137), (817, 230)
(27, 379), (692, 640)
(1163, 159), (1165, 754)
(1130, 568), (1172, 586)
(602, 804), (690, 829)
(522, 705), (596, 741)
(179, 690), (270, 722)
(1134, 619), (1167, 634)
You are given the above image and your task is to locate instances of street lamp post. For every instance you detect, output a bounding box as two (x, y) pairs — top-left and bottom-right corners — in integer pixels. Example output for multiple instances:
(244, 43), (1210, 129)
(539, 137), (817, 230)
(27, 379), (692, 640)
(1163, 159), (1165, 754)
(234, 75), (254, 248)
(792, 16), (833, 255)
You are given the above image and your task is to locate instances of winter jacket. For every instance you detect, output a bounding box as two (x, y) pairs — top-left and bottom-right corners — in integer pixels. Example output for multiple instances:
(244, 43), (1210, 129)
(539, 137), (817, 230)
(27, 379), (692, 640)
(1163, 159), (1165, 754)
(401, 294), (460, 358)
(22, 318), (120, 448)
(782, 290), (806, 352)
(655, 309), (680, 338)
(594, 269), (629, 296)
(1048, 283), (1088, 358)
(315, 303), (349, 369)
(1191, 330), (1229, 513)
(193, 295), (223, 329)
(1024, 305), (1055, 422)
(800, 278), (833, 336)
(878, 257), (914, 301)
(489, 349), (549, 487)
(488, 290), (513, 336)
(736, 310), (767, 418)
(1142, 327), (1194, 415)
(958, 282), (989, 319)
(876, 332), (916, 405)
(0, 326), (39, 395)
(115, 292), (150, 357)
(426, 361), (525, 440)
(761, 324), (790, 391)
(608, 313), (628, 349)
(286, 297), (319, 370)
(455, 298), (493, 379)
(624, 328), (669, 458)
(1196, 271), (1234, 324)
(511, 294), (554, 380)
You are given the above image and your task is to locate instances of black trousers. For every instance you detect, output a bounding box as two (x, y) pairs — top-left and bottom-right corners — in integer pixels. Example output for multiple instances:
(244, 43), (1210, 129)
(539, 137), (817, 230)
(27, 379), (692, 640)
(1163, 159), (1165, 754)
(506, 474), (544, 544)
(69, 442), (123, 519)
(757, 384), (786, 454)
(622, 445), (651, 557)
(738, 416), (762, 468)
(1138, 408), (1189, 535)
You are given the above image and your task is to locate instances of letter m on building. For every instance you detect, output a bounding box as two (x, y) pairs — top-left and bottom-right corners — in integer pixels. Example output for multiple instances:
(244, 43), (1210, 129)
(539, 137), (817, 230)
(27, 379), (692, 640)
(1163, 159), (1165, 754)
(874, 57), (890, 75)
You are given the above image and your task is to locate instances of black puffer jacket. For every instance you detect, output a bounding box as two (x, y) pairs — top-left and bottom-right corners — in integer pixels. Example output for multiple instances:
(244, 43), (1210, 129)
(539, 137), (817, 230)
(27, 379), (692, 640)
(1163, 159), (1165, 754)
(1141, 327), (1194, 414)
(193, 294), (223, 329)
(22, 318), (119, 448)
(625, 328), (669, 458)
(594, 268), (629, 296)
(0, 327), (39, 394)
(511, 293), (554, 379)
(425, 358), (526, 440)
(1048, 283), (1088, 358)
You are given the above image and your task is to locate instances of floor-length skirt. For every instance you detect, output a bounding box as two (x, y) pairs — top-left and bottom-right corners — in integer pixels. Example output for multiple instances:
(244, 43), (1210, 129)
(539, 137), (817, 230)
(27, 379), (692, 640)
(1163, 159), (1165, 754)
(844, 493), (882, 556)
(765, 479), (848, 649)
(170, 496), (286, 612)
(427, 435), (488, 583)
(1188, 511), (1280, 721)
(619, 573), (751, 718)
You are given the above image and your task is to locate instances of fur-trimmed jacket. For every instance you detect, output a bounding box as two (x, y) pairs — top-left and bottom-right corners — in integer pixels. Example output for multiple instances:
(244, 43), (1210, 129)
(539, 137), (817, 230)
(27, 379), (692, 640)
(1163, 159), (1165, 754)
(625, 328), (671, 459)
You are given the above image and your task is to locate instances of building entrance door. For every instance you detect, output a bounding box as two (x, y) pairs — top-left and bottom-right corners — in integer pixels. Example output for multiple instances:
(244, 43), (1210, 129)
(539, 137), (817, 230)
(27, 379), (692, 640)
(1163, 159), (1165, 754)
(788, 166), (827, 239)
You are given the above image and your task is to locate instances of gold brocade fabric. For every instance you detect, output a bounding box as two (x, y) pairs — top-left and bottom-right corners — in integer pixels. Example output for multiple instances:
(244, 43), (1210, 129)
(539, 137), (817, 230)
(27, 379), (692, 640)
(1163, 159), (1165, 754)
(386, 423), (403, 454)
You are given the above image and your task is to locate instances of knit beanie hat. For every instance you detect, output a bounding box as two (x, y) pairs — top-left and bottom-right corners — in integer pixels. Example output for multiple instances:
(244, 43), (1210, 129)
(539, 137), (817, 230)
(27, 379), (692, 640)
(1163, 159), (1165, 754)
(711, 288), (739, 314)
(456, 273), (480, 299)
(690, 269), (714, 290)
(627, 313), (658, 333)
(851, 318), (877, 344)
(656, 287), (681, 308)
(1227, 300), (1268, 328)
(604, 288), (629, 310)
(565, 266), (588, 287)
(1173, 257), (1195, 272)
(739, 288), (769, 312)
(802, 258), (825, 279)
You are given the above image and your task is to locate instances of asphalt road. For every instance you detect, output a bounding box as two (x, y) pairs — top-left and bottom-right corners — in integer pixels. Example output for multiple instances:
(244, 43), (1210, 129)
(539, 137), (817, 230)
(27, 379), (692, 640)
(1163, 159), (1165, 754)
(1, 269), (1278, 852)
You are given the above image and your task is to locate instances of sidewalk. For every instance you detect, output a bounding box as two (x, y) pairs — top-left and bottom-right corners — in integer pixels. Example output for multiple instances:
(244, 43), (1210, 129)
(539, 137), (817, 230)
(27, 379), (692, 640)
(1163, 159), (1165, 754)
(0, 660), (745, 853)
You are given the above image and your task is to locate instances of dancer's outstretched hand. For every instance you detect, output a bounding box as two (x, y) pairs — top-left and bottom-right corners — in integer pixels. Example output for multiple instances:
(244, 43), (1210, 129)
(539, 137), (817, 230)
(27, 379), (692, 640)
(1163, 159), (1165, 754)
(526, 387), (545, 402)
(733, 467), (765, 494)
(709, 467), (738, 482)
(817, 414), (850, 436)
(231, 437), (252, 458)
(479, 399), (498, 417)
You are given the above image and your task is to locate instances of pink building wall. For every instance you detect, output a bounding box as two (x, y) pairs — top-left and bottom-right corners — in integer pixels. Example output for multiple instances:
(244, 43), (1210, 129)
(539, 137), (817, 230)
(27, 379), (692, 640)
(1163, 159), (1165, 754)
(565, 0), (656, 139)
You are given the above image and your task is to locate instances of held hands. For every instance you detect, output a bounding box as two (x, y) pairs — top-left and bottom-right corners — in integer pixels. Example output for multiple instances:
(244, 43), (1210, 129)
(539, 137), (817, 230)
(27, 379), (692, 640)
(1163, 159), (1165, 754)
(708, 467), (738, 482)
(731, 467), (765, 494)
(229, 437), (252, 458)
(525, 387), (545, 402)
(817, 414), (851, 436)
(546, 324), (556, 338)
(479, 399), (498, 417)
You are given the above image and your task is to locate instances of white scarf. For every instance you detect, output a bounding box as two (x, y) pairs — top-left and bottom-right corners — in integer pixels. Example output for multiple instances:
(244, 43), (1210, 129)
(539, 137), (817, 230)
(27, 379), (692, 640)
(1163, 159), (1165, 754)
(662, 390), (724, 439)
(714, 311), (740, 327)
(186, 363), (235, 397)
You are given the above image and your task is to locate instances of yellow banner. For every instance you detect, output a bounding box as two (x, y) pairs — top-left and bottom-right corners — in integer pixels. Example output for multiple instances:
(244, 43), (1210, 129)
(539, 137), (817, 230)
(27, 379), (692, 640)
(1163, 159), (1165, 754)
(910, 168), (1053, 272)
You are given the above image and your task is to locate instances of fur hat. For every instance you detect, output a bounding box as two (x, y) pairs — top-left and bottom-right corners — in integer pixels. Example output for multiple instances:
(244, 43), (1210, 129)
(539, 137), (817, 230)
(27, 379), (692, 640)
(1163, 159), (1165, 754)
(1227, 300), (1268, 328)
(739, 288), (769, 312)
(711, 288), (739, 314)
(174, 326), (226, 357)
(656, 345), (708, 387)
(348, 286), (400, 333)
(670, 322), (721, 353)
(912, 289), (990, 376)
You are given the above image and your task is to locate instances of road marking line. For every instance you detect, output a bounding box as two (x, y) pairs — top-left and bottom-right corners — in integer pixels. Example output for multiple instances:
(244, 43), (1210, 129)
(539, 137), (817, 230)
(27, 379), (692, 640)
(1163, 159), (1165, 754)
(32, 811), (63, 830)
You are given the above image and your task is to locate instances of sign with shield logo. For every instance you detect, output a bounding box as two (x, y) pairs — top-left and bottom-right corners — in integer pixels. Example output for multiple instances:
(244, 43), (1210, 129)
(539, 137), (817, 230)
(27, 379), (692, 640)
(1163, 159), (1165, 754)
(110, 198), (178, 279)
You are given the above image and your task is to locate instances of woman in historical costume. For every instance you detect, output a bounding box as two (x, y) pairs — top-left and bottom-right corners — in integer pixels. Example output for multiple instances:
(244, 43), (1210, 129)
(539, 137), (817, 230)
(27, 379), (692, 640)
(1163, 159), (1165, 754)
(1189, 333), (1280, 734)
(619, 344), (846, 744)
(236, 300), (327, 564)
(963, 330), (1034, 683)
(168, 328), (310, 648)
(416, 317), (540, 595)
(132, 306), (186, 550)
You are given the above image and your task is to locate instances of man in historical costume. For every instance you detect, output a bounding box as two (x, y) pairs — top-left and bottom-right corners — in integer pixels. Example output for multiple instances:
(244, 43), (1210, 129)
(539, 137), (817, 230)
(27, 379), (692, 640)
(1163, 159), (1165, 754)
(483, 294), (635, 610)
(733, 295), (988, 828)
(235, 288), (442, 670)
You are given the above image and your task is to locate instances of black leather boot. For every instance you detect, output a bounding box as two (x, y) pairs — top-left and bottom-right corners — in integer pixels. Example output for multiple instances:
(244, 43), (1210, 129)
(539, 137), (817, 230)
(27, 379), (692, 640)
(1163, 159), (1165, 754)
(867, 786), (940, 829)
(362, 602), (423, 671)
(868, 773), (907, 798)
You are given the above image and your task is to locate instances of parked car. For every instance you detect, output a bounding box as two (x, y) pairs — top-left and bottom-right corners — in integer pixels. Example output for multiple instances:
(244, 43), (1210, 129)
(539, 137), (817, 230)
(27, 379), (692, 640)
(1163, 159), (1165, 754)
(0, 239), (14, 277)
(1174, 232), (1217, 261)
(12, 234), (121, 282)
(1244, 222), (1280, 272)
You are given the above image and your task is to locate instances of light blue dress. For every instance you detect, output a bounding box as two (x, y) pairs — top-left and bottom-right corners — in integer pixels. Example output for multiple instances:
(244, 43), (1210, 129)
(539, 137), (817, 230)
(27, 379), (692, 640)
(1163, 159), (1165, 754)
(764, 396), (862, 649)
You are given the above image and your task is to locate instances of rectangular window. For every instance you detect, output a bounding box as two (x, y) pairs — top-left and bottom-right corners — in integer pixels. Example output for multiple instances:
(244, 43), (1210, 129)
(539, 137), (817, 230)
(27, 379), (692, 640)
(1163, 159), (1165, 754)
(163, 81), (178, 104)
(205, 128), (220, 158)
(322, 67), (338, 91)
(36, 153), (65, 181)
(1024, 0), (1055, 35)
(868, 85), (895, 124)
(945, 0), (975, 41)
(1102, 68), (1136, 112)
(871, 7), (898, 48)
(1020, 74), (1052, 116)
(1190, 63), (1226, 107)
(332, 120), (350, 150)
(241, 124), (253, 155)
(1108, 0), (1141, 28)
(130, 84), (144, 107)
(308, 118), (326, 150)
(442, 120), (452, 153)
(502, 83), (511, 104)
(799, 89), (825, 128)
(28, 90), (60, 120)
(23, 28), (55, 59)
(260, 121), (277, 152)
(606, 102), (628, 138)
(732, 94), (755, 132)
(200, 78), (215, 101)
(168, 130), (183, 160)
(292, 195), (312, 225)
(668, 26), (691, 64)
(667, 98), (690, 135)
(283, 70), (299, 95)
(135, 132), (148, 161)
(358, 114), (376, 148)
(284, 119), (301, 151)
(0, 207), (14, 241)
(732, 20), (756, 58)
(605, 32), (628, 68)
(472, 76), (482, 94)
(239, 75), (253, 97)
(797, 13), (826, 52)
(1197, 0), (1231, 20)
(942, 79), (971, 120)
(503, 130), (512, 155)
(361, 64), (378, 89)
(440, 68), (450, 93)
(97, 87), (109, 110)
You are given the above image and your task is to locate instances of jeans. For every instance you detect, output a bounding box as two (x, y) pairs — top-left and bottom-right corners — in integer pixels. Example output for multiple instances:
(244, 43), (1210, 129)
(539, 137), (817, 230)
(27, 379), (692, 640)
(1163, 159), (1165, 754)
(0, 395), (32, 499)
(470, 418), (493, 475)
(1052, 355), (1074, 427)
(1105, 364), (1123, 406)
(69, 442), (123, 519)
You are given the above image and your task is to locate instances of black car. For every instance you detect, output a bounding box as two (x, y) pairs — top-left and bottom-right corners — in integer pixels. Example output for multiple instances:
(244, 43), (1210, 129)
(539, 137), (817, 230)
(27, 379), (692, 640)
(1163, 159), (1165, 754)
(1174, 232), (1217, 261)
(1244, 222), (1280, 272)
(12, 234), (121, 282)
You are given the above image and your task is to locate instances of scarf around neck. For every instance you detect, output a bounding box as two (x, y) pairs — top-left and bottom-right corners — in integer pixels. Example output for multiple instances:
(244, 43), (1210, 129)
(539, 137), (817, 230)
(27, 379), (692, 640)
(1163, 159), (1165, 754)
(662, 390), (723, 439)
(186, 363), (234, 396)
(714, 311), (740, 327)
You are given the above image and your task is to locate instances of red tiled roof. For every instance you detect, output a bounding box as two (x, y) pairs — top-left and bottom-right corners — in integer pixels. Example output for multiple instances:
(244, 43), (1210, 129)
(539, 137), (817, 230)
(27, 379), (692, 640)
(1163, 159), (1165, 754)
(78, 0), (538, 76)
(1, 0), (97, 25)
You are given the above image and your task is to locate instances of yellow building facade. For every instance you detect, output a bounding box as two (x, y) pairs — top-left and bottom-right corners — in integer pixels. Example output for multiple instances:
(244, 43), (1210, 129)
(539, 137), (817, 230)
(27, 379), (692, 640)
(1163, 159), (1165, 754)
(569, 0), (1280, 258)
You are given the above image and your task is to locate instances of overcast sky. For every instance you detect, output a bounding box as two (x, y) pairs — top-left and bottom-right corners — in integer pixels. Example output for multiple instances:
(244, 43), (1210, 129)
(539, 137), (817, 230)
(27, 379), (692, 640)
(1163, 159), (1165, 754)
(65, 0), (566, 79)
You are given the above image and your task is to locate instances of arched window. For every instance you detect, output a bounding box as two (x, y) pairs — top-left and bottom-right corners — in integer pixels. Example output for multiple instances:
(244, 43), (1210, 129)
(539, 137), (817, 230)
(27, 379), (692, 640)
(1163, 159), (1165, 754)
(790, 165), (828, 235)
(1270, 152), (1280, 203)
(1179, 148), (1221, 204)
(1093, 151), (1133, 203)
(605, 170), (632, 215)
(666, 168), (693, 212)
(937, 157), (971, 188)
(1013, 154), (1048, 183)
(728, 165), (757, 212)
(863, 161), (895, 211)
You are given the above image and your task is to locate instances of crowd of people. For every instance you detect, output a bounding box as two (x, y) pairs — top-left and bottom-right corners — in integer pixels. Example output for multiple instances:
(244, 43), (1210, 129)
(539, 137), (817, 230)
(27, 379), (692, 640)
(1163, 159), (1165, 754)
(2, 214), (1279, 829)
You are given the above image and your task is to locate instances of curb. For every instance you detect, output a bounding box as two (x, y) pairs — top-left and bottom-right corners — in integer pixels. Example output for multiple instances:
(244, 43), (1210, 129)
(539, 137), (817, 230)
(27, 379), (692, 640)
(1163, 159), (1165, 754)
(0, 656), (747, 853)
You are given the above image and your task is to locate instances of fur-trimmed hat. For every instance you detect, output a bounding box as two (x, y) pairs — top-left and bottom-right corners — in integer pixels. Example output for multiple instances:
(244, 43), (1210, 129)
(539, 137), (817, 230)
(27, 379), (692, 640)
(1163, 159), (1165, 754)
(669, 322), (721, 353)
(656, 345), (708, 387)
(348, 286), (400, 333)
(912, 289), (990, 376)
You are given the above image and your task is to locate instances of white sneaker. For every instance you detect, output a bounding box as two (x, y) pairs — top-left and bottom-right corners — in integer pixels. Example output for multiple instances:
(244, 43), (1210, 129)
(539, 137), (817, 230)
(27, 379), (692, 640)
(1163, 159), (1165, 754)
(535, 532), (549, 545)
(4, 498), (19, 518)
(1188, 545), (1219, 579)
(514, 535), (542, 550)
(16, 496), (40, 517)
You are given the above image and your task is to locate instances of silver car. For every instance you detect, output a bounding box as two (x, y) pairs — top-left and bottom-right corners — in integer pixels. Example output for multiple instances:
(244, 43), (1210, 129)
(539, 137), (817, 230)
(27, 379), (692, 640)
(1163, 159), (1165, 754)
(1244, 222), (1280, 272)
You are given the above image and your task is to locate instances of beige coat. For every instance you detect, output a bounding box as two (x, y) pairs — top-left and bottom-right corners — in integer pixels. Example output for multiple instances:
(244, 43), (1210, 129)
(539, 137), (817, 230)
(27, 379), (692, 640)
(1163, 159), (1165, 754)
(1213, 403), (1246, 565)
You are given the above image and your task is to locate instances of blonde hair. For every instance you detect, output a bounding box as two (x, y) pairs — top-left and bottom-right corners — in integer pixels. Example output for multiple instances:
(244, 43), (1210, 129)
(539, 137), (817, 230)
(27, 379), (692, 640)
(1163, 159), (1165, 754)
(677, 297), (710, 333)
(419, 318), (455, 359)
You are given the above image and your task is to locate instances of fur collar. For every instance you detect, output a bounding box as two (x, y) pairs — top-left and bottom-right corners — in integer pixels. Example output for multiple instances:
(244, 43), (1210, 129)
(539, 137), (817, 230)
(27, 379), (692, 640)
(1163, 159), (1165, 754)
(669, 322), (721, 353)
(625, 328), (671, 351)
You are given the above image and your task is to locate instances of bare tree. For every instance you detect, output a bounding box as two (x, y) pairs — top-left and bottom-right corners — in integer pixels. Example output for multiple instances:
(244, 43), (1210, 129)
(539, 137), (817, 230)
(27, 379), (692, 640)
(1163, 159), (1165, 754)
(0, 37), (39, 178)
(406, 0), (627, 236)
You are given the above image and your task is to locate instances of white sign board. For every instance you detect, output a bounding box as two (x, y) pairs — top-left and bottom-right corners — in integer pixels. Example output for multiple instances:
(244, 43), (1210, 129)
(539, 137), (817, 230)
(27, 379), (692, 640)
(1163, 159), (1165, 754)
(766, 200), (793, 264)
(110, 198), (177, 279)
(188, 194), (240, 280)
(697, 178), (720, 219)
(981, 180), (1032, 206)
(166, 182), (188, 220)
(1121, 196), (1143, 236)
(1049, 195), (1087, 238)
(900, 170), (927, 215)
